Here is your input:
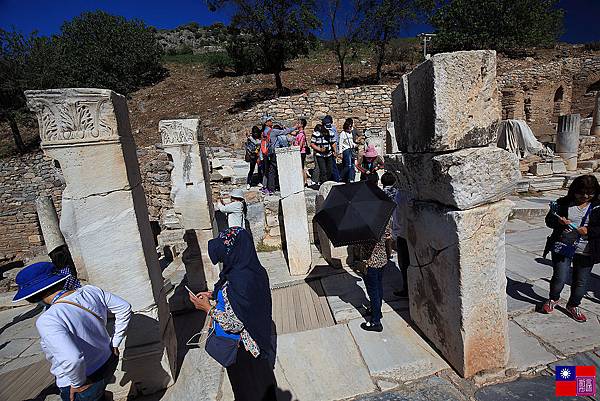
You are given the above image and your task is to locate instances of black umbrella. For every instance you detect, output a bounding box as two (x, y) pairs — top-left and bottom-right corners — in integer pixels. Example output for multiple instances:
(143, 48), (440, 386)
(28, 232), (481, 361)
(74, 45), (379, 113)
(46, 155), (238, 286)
(314, 180), (396, 247)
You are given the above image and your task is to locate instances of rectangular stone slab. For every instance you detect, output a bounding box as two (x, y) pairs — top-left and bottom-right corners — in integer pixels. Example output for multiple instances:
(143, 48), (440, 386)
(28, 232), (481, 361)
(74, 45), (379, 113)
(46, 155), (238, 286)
(385, 146), (519, 210)
(407, 199), (512, 377)
(273, 325), (376, 401)
(347, 312), (449, 381)
(395, 50), (500, 152)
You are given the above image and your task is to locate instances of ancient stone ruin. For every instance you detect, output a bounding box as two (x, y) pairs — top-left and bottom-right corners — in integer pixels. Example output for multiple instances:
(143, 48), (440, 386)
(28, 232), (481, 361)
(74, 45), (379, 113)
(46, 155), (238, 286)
(159, 118), (218, 290)
(275, 146), (312, 275)
(25, 88), (176, 397)
(388, 50), (519, 377)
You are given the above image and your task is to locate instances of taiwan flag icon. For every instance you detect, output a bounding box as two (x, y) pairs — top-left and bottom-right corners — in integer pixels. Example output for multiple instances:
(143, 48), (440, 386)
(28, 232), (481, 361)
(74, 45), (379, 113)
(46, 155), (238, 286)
(556, 366), (577, 396)
(555, 365), (596, 397)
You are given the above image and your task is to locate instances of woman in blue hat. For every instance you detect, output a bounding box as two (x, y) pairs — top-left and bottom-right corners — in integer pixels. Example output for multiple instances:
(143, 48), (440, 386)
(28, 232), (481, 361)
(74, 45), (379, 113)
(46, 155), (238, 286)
(13, 262), (132, 401)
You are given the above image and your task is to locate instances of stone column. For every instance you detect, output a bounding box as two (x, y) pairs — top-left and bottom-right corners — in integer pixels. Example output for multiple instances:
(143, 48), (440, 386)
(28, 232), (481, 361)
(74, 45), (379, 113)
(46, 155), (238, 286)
(35, 196), (65, 254)
(385, 121), (398, 154)
(26, 89), (176, 397)
(159, 119), (218, 290)
(590, 92), (600, 136)
(315, 181), (349, 268)
(36, 195), (84, 279)
(387, 51), (517, 378)
(556, 114), (581, 171)
(275, 146), (312, 275)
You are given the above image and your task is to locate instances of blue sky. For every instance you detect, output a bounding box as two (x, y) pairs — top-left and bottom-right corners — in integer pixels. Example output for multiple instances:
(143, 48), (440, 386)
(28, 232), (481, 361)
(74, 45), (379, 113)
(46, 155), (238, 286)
(0, 0), (599, 43)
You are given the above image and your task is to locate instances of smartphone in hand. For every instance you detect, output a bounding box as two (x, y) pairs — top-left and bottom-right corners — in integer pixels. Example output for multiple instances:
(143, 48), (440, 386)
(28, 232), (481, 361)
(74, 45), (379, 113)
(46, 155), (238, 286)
(185, 285), (201, 298)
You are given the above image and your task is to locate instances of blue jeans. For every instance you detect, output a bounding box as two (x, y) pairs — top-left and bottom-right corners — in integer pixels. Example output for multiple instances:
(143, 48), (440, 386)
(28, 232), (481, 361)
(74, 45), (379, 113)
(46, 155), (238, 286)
(340, 149), (355, 183)
(364, 267), (384, 324)
(331, 158), (341, 182)
(550, 252), (594, 307)
(60, 379), (106, 401)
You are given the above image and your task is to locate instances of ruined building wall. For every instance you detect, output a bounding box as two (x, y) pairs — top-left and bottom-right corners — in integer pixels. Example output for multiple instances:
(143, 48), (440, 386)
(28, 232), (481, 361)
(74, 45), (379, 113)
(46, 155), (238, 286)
(497, 55), (600, 142)
(0, 152), (64, 261)
(216, 85), (393, 146)
(0, 146), (173, 262)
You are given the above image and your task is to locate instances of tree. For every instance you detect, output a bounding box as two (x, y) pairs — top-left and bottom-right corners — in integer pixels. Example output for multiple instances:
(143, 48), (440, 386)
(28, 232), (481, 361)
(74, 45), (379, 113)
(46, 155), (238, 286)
(208, 0), (321, 94)
(430, 0), (564, 52)
(52, 11), (166, 96)
(326, 0), (365, 86)
(361, 0), (433, 83)
(0, 29), (32, 153)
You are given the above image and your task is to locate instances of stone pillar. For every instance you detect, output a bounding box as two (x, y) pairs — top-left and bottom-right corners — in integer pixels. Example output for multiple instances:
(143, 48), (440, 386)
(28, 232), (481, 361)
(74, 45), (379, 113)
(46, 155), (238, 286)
(385, 121), (398, 154)
(26, 89), (176, 397)
(275, 146), (312, 275)
(387, 50), (517, 378)
(36, 195), (85, 279)
(35, 196), (65, 254)
(590, 92), (600, 136)
(556, 114), (581, 171)
(391, 73), (409, 152)
(315, 181), (350, 268)
(159, 119), (218, 290)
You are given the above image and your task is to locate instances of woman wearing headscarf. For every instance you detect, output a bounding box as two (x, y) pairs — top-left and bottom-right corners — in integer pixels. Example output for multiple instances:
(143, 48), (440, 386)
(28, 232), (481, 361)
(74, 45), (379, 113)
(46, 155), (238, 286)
(189, 227), (276, 401)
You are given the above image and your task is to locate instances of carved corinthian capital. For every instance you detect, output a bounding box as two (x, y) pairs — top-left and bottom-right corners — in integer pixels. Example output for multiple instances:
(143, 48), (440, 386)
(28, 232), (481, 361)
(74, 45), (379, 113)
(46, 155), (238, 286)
(159, 119), (200, 146)
(25, 88), (130, 148)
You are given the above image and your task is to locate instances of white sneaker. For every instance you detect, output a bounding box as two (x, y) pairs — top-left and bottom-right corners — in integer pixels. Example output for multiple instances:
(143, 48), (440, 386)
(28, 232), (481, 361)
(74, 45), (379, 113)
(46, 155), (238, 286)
(246, 184), (251, 190)
(258, 183), (263, 188)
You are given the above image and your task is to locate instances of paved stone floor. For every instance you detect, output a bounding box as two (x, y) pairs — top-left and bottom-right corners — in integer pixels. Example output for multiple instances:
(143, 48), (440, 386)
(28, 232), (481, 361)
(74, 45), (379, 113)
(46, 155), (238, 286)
(2, 212), (600, 401)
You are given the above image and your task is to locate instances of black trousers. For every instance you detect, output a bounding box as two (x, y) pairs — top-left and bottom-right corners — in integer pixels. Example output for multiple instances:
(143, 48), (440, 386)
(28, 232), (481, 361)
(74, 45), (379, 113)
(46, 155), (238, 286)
(316, 155), (333, 184)
(267, 154), (279, 191)
(247, 158), (258, 185)
(396, 237), (409, 292)
(227, 348), (277, 401)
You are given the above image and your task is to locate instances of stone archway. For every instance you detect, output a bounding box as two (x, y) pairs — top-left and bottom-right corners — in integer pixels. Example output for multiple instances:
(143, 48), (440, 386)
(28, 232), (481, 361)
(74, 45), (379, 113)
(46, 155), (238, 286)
(552, 86), (564, 123)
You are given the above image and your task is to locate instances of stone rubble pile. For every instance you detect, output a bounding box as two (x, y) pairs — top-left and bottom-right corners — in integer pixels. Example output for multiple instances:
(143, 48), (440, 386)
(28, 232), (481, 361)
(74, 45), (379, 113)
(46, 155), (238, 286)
(387, 50), (520, 378)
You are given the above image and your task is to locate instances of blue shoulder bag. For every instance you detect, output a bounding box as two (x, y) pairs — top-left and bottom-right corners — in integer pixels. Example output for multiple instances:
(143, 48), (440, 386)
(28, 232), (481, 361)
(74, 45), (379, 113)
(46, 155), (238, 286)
(204, 290), (241, 367)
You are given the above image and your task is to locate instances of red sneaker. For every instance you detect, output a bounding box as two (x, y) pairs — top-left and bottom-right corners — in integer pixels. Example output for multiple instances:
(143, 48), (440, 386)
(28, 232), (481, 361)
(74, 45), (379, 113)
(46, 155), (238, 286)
(542, 299), (558, 314)
(566, 306), (587, 322)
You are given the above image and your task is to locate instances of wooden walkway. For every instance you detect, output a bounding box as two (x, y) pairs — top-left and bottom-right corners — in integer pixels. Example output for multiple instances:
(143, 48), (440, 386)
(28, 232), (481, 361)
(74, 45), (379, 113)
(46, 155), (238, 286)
(272, 280), (335, 335)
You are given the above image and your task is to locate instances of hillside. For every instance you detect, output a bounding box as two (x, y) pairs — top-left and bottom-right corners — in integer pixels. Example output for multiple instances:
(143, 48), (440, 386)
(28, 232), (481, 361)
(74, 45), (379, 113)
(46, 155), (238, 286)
(0, 46), (415, 156)
(2, 43), (599, 156)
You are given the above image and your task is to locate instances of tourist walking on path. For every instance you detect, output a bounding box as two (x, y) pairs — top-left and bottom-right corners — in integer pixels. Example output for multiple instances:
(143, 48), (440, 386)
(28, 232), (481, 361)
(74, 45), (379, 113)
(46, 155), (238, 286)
(13, 262), (131, 401)
(322, 115), (341, 182)
(310, 124), (337, 185)
(293, 118), (311, 186)
(357, 145), (384, 182)
(542, 174), (600, 323)
(215, 188), (247, 228)
(356, 180), (392, 333)
(245, 126), (262, 190)
(339, 119), (358, 183)
(189, 227), (276, 401)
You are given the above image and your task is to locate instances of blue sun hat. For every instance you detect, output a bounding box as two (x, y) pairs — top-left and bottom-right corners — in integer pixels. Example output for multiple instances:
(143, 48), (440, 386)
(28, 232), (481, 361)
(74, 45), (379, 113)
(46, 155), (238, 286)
(12, 262), (70, 302)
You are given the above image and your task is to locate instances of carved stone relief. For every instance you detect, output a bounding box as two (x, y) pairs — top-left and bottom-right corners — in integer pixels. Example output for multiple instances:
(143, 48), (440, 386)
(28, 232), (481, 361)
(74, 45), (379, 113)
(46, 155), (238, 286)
(25, 88), (121, 147)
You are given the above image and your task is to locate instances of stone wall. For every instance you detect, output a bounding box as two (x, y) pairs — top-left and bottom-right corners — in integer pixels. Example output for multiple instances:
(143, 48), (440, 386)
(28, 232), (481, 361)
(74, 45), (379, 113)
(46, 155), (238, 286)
(0, 146), (174, 263)
(216, 85), (393, 146)
(0, 152), (63, 262)
(498, 55), (600, 142)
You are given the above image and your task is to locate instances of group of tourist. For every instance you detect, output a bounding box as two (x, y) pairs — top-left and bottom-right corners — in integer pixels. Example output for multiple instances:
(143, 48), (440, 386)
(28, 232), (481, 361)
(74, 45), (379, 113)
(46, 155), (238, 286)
(244, 114), (386, 193)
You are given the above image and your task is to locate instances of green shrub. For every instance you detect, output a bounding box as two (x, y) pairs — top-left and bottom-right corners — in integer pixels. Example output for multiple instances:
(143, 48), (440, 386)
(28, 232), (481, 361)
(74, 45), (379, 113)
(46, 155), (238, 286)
(203, 51), (234, 75)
